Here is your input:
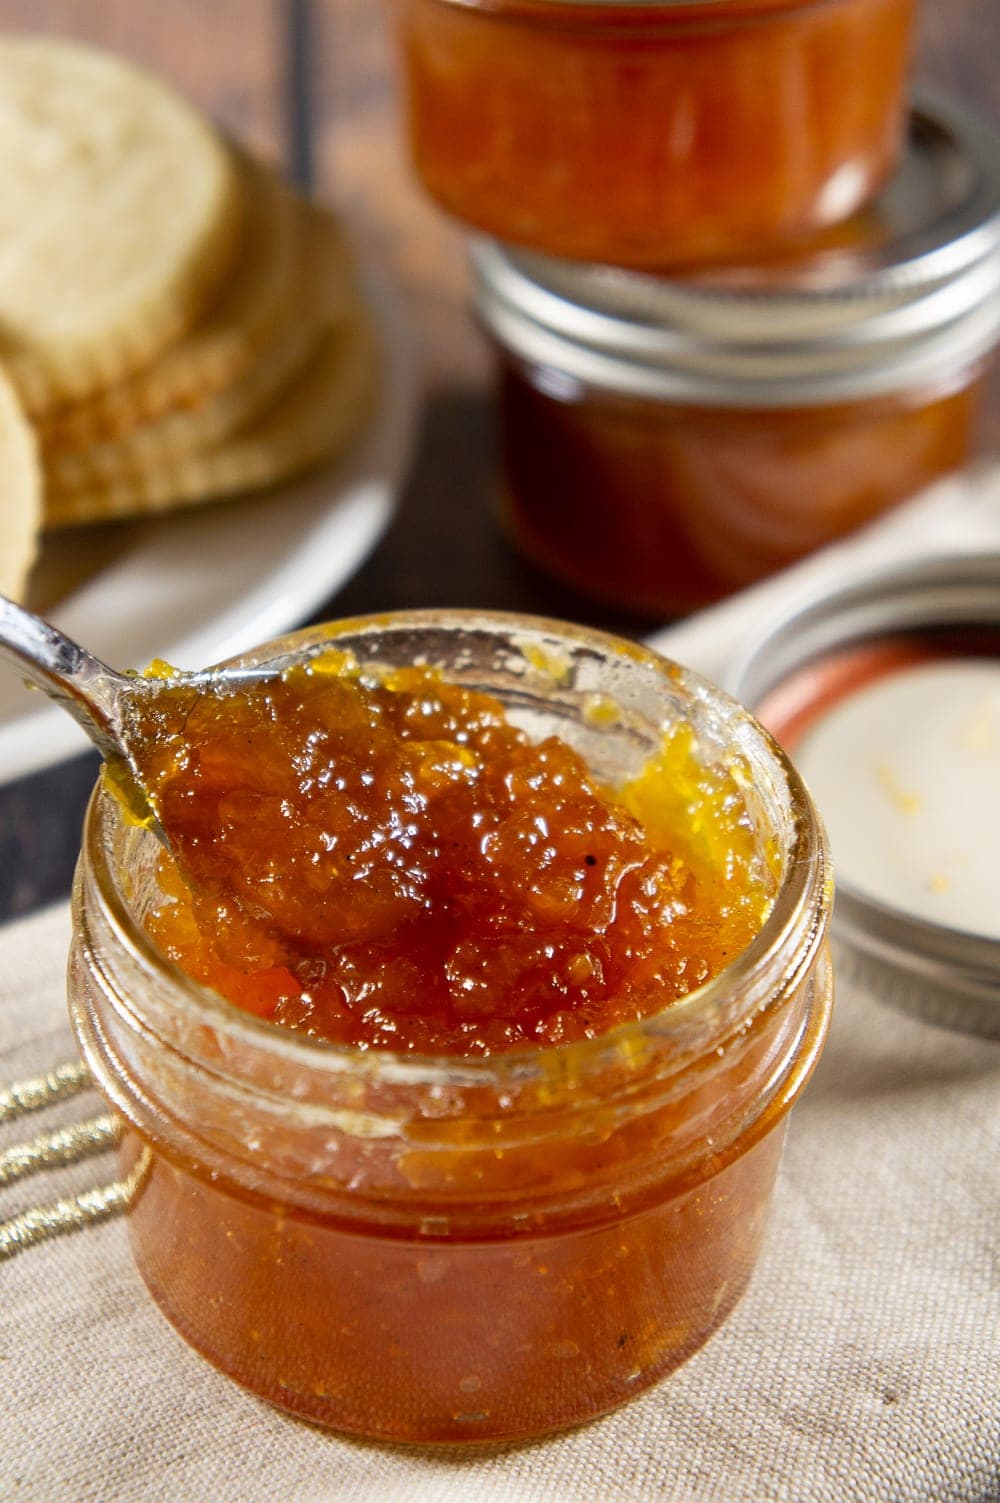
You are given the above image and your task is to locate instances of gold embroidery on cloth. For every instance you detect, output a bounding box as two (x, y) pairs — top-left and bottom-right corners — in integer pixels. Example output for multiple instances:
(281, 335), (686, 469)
(0, 1057), (148, 1261)
(0, 1060), (91, 1123)
(0, 1112), (122, 1188)
(0, 1148), (151, 1261)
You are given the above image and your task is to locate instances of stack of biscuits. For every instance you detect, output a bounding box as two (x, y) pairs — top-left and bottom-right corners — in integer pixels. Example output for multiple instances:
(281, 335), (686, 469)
(0, 37), (378, 602)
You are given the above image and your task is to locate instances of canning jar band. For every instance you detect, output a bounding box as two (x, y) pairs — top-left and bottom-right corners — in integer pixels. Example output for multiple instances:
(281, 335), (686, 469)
(482, 290), (999, 406)
(477, 241), (1000, 352)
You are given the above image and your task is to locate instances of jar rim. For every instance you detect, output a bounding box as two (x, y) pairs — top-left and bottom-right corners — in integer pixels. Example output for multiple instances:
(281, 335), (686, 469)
(83, 607), (831, 1088)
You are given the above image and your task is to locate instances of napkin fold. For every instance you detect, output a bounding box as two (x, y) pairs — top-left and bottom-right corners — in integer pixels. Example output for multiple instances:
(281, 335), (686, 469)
(2, 902), (998, 1503)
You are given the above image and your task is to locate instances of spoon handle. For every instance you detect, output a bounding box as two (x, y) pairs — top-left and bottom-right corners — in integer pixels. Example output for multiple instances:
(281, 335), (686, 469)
(0, 595), (127, 762)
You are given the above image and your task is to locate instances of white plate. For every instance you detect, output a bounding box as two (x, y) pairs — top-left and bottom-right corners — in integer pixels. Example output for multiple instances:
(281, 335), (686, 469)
(0, 273), (421, 784)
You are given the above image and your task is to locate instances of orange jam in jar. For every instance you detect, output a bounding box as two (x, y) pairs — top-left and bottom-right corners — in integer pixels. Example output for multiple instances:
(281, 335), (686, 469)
(473, 102), (1000, 617)
(69, 612), (833, 1442)
(496, 360), (985, 615)
(395, 0), (916, 268)
(135, 656), (767, 1053)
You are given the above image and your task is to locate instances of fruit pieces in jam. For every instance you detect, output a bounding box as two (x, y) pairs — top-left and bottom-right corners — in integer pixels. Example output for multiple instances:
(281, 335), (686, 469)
(124, 650), (770, 1055)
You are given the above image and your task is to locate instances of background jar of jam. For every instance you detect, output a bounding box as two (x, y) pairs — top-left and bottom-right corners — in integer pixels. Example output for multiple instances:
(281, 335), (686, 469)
(473, 101), (1000, 618)
(394, 0), (917, 268)
(67, 611), (833, 1444)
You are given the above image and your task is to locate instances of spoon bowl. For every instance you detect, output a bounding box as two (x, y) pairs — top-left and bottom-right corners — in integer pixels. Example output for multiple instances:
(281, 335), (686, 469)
(0, 594), (303, 838)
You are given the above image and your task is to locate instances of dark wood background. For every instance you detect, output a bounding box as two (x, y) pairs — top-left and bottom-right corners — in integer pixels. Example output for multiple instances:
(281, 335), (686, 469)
(0, 0), (997, 920)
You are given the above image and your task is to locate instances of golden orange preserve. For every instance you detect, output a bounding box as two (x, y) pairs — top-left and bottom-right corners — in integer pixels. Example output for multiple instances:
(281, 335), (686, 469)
(396, 0), (915, 267)
(132, 655), (765, 1051)
(70, 625), (832, 1441)
(117, 1116), (791, 1440)
(498, 356), (986, 616)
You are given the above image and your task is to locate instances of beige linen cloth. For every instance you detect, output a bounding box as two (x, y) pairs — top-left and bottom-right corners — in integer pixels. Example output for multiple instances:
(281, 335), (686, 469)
(3, 466), (1000, 1503)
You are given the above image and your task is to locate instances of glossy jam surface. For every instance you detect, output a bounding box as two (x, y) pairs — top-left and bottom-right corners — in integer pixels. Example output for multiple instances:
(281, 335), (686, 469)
(397, 0), (915, 267)
(129, 656), (767, 1054)
(499, 359), (985, 617)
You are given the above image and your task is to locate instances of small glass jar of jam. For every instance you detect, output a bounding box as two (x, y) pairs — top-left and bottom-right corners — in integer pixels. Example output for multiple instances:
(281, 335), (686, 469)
(67, 611), (833, 1443)
(394, 0), (916, 268)
(474, 101), (1000, 618)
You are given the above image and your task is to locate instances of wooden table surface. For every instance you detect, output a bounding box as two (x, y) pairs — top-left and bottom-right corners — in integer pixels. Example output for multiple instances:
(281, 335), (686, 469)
(0, 0), (997, 920)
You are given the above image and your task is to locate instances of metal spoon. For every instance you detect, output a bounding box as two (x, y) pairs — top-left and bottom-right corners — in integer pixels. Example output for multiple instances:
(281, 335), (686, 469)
(0, 594), (283, 836)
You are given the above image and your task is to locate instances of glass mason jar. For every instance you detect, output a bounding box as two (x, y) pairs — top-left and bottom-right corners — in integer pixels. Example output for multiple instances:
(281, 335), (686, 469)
(394, 0), (916, 268)
(68, 611), (833, 1444)
(473, 100), (1000, 618)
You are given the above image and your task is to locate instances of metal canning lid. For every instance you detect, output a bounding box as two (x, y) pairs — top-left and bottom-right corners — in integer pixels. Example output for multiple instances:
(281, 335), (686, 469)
(472, 96), (1000, 406)
(727, 551), (1000, 1039)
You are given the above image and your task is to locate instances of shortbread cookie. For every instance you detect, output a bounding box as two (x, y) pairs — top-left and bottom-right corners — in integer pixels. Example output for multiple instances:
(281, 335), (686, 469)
(44, 200), (360, 490)
(39, 151), (299, 448)
(44, 313), (379, 528)
(45, 317), (317, 490)
(0, 38), (241, 414)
